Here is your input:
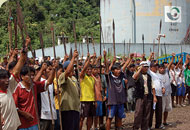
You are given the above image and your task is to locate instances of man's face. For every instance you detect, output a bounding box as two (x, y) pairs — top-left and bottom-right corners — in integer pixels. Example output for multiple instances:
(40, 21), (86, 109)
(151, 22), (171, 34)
(57, 68), (63, 78)
(151, 66), (158, 73)
(3, 58), (7, 63)
(86, 67), (92, 76)
(92, 68), (98, 75)
(113, 68), (121, 77)
(188, 65), (190, 70)
(171, 64), (175, 69)
(46, 66), (52, 75)
(136, 60), (140, 64)
(141, 66), (149, 74)
(129, 67), (135, 72)
(159, 67), (165, 74)
(0, 76), (9, 90)
(22, 72), (35, 85)
(101, 67), (105, 74)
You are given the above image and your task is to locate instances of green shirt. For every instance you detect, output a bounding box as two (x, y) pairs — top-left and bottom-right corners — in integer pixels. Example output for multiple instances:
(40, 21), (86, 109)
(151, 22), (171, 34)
(184, 68), (190, 86)
(58, 72), (80, 112)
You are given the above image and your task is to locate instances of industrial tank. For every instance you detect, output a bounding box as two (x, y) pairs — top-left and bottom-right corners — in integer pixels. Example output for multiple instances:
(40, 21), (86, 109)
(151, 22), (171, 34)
(100, 0), (190, 44)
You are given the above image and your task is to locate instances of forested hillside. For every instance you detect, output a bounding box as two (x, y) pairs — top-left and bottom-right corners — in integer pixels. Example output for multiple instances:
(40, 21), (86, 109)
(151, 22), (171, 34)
(0, 0), (100, 55)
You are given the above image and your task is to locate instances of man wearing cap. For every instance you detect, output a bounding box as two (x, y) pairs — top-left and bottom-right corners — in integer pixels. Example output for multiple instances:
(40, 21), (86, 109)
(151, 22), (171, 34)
(133, 58), (156, 130)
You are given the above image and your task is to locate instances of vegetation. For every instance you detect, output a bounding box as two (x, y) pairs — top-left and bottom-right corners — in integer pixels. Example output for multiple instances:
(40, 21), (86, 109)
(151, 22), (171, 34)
(0, 0), (100, 56)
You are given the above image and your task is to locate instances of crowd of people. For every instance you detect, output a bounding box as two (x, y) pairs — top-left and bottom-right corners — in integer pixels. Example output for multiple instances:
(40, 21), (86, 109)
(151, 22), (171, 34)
(0, 36), (190, 130)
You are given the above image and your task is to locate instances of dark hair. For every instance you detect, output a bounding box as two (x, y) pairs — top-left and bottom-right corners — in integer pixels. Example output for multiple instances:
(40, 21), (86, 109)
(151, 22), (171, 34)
(129, 64), (135, 68)
(0, 69), (9, 79)
(58, 63), (64, 72)
(8, 61), (17, 70)
(20, 66), (35, 76)
(158, 64), (165, 68)
(111, 63), (121, 71)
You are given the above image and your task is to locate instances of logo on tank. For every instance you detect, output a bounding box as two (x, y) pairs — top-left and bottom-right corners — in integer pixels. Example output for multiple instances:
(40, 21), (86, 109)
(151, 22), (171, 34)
(165, 6), (181, 23)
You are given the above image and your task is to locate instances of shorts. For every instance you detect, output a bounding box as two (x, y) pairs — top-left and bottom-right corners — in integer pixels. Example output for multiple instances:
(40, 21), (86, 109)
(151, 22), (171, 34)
(107, 104), (126, 119)
(171, 83), (177, 96)
(96, 101), (103, 116)
(162, 95), (172, 112)
(19, 125), (38, 130)
(80, 102), (96, 117)
(176, 83), (186, 96)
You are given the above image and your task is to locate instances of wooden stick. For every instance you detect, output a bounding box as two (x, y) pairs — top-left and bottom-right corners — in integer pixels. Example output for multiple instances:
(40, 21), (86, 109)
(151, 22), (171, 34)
(73, 21), (80, 82)
(17, 1), (35, 58)
(86, 35), (89, 53)
(142, 34), (144, 54)
(8, 8), (12, 52)
(124, 40), (125, 57)
(39, 31), (45, 59)
(51, 23), (62, 130)
(14, 18), (17, 49)
(113, 19), (116, 57)
(91, 32), (95, 53)
(99, 15), (105, 50)
(62, 34), (67, 55)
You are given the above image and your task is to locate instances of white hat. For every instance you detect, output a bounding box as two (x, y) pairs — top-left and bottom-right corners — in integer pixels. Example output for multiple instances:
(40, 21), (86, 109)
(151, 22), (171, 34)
(140, 61), (149, 67)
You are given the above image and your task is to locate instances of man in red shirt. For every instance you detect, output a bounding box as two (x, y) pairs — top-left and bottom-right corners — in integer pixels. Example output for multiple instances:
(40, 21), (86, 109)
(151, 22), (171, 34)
(13, 65), (55, 130)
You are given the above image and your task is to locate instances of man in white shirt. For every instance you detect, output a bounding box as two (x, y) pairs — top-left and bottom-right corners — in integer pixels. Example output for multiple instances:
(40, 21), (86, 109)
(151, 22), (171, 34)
(175, 58), (186, 107)
(34, 62), (57, 130)
(148, 62), (165, 129)
(158, 63), (173, 126)
(0, 69), (21, 130)
(169, 62), (177, 107)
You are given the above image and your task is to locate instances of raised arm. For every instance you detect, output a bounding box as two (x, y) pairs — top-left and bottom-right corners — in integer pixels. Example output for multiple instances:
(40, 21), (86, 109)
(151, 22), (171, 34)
(148, 52), (154, 62)
(109, 56), (116, 71)
(46, 64), (56, 86)
(91, 53), (97, 65)
(94, 55), (102, 66)
(103, 50), (109, 74)
(175, 56), (183, 69)
(132, 66), (142, 80)
(65, 50), (78, 79)
(167, 53), (175, 70)
(80, 54), (93, 79)
(122, 53), (134, 72)
(33, 63), (47, 82)
(6, 48), (19, 71)
(12, 37), (31, 76)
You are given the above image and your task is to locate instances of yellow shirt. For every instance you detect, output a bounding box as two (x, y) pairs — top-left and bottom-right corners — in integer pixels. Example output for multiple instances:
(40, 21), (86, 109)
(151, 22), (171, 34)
(54, 78), (61, 110)
(80, 75), (95, 101)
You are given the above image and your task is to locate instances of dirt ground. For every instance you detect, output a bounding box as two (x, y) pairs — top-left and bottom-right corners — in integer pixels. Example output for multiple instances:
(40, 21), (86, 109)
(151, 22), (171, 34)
(121, 104), (190, 130)
(83, 102), (190, 130)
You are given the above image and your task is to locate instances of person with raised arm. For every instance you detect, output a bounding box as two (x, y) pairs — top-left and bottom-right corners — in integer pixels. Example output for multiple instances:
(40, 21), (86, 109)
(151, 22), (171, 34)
(157, 53), (175, 127)
(132, 59), (156, 130)
(79, 53), (95, 130)
(104, 50), (127, 130)
(57, 50), (80, 130)
(13, 62), (55, 130)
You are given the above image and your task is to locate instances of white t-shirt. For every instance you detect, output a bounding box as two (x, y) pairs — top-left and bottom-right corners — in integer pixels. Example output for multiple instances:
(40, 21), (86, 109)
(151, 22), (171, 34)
(169, 69), (177, 86)
(40, 78), (57, 120)
(175, 68), (185, 85)
(158, 70), (172, 96)
(149, 70), (163, 97)
(0, 88), (21, 130)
